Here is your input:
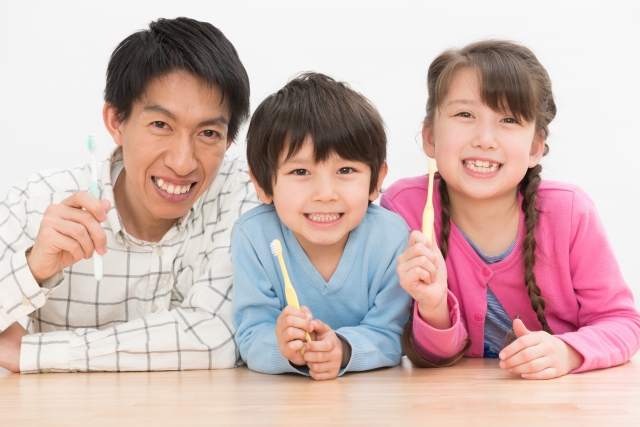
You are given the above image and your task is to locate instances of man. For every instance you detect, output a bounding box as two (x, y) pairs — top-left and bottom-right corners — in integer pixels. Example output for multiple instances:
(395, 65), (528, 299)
(0, 17), (258, 373)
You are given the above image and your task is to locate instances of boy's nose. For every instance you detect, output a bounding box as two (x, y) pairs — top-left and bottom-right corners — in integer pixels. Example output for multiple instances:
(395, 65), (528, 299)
(312, 177), (339, 201)
(165, 133), (197, 176)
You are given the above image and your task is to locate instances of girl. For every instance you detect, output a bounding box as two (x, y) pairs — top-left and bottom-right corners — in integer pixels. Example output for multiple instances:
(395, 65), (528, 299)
(381, 40), (640, 379)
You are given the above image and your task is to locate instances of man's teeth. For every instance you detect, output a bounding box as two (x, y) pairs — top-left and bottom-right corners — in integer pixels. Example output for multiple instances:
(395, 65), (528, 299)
(154, 178), (192, 195)
(307, 213), (341, 222)
(464, 160), (500, 173)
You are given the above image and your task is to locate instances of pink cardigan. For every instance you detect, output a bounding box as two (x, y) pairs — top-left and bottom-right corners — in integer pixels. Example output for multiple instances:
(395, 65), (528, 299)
(381, 175), (640, 373)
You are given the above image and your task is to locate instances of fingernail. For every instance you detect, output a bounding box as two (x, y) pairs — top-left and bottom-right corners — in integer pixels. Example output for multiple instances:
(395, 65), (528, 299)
(101, 212), (107, 221)
(507, 368), (513, 374)
(521, 374), (529, 379)
(514, 315), (521, 320)
(101, 245), (107, 254)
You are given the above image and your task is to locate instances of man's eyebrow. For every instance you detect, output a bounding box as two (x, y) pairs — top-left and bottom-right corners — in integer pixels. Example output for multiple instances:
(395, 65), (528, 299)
(142, 104), (177, 121)
(142, 104), (228, 128)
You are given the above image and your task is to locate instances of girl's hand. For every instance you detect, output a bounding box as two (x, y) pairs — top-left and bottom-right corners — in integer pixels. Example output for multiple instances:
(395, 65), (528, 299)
(396, 230), (450, 329)
(499, 318), (584, 379)
(303, 319), (347, 381)
(275, 305), (314, 366)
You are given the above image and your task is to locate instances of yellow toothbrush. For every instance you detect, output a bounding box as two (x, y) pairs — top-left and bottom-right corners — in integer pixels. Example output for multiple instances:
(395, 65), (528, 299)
(270, 239), (312, 354)
(422, 158), (437, 244)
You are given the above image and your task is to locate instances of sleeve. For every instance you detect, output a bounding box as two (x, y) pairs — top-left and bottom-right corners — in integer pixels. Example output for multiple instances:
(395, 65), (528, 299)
(410, 290), (469, 361)
(0, 182), (63, 332)
(334, 236), (412, 374)
(231, 223), (303, 375)
(20, 168), (261, 373)
(554, 188), (640, 373)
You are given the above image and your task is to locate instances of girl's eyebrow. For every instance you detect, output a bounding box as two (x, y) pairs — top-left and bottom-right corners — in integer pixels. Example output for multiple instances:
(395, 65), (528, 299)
(446, 99), (477, 106)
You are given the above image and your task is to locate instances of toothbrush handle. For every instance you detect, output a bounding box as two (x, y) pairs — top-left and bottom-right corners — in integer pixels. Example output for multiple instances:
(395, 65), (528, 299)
(93, 252), (103, 281)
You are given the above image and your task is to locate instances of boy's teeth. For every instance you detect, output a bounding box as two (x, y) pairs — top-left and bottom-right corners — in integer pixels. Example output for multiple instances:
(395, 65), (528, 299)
(308, 213), (341, 222)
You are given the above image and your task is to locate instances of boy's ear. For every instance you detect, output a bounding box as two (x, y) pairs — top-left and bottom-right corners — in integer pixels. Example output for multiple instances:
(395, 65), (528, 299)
(103, 103), (123, 146)
(528, 131), (546, 168)
(248, 170), (274, 204)
(422, 124), (436, 158)
(369, 162), (388, 202)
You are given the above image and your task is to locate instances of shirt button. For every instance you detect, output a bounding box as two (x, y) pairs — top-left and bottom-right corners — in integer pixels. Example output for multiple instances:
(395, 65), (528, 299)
(474, 313), (483, 322)
(156, 247), (164, 257)
(151, 304), (158, 313)
(22, 298), (30, 306)
(482, 268), (490, 277)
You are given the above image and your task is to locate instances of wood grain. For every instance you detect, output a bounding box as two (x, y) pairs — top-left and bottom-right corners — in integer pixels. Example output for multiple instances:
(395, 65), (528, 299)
(1, 356), (638, 426)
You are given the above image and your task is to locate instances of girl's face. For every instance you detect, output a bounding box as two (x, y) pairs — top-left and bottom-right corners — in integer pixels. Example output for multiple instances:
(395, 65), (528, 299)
(423, 68), (545, 203)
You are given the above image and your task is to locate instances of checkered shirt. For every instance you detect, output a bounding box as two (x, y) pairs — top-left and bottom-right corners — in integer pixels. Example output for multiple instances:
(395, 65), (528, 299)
(0, 147), (259, 373)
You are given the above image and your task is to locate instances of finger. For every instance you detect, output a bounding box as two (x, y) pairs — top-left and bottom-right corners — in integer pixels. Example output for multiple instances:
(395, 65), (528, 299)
(398, 241), (437, 266)
(49, 220), (96, 259)
(521, 367), (560, 380)
(397, 257), (436, 285)
(499, 342), (547, 370)
(46, 205), (108, 255)
(308, 361), (336, 373)
(408, 230), (429, 247)
(499, 333), (542, 360)
(304, 345), (334, 362)
(100, 199), (112, 216)
(280, 305), (308, 319)
(299, 306), (314, 323)
(276, 314), (312, 337)
(504, 355), (550, 376)
(61, 191), (108, 221)
(512, 318), (531, 339)
(309, 319), (331, 338)
(309, 368), (337, 381)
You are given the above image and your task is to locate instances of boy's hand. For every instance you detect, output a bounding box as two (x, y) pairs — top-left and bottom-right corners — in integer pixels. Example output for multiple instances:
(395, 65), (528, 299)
(499, 318), (584, 379)
(275, 305), (314, 366)
(396, 230), (450, 329)
(26, 191), (111, 283)
(304, 319), (349, 381)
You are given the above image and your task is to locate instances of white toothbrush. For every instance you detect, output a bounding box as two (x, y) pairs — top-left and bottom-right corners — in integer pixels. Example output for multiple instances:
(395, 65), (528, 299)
(87, 134), (104, 281)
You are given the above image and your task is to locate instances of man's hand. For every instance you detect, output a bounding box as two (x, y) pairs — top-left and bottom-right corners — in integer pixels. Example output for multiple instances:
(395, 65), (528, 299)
(499, 318), (584, 379)
(26, 191), (110, 283)
(0, 322), (27, 373)
(275, 305), (314, 366)
(303, 319), (349, 381)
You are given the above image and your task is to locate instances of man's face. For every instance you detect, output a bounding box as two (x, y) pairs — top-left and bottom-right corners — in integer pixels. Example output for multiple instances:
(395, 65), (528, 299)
(108, 70), (231, 224)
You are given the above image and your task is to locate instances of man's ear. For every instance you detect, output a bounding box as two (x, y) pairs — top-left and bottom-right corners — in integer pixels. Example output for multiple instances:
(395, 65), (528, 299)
(369, 162), (388, 202)
(422, 124), (436, 158)
(103, 104), (123, 146)
(249, 169), (274, 204)
(528, 131), (546, 168)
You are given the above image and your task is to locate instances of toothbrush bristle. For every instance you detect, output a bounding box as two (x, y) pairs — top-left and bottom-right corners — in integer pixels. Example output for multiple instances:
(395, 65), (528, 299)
(270, 239), (282, 256)
(87, 134), (97, 153)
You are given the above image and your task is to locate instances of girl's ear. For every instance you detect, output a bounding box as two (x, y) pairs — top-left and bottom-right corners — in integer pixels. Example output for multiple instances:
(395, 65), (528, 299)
(422, 124), (436, 158)
(248, 170), (274, 204)
(103, 103), (124, 146)
(528, 132), (546, 167)
(369, 162), (388, 202)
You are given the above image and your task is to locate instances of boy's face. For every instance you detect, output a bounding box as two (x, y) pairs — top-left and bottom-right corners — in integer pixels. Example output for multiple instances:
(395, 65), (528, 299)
(252, 138), (387, 256)
(104, 70), (231, 225)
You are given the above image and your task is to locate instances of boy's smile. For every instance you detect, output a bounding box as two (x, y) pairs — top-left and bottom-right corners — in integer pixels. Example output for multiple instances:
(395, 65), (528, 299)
(252, 138), (386, 262)
(104, 70), (231, 242)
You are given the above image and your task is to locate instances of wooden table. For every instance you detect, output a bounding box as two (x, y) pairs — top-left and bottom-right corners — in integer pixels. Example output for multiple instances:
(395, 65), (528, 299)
(1, 356), (639, 426)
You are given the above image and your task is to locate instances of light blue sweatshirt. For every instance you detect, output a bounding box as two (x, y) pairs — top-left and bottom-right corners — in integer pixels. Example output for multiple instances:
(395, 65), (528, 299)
(232, 203), (411, 376)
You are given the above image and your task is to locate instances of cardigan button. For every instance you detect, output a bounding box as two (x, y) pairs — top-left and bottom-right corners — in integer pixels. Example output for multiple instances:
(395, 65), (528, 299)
(474, 313), (482, 322)
(482, 268), (490, 277)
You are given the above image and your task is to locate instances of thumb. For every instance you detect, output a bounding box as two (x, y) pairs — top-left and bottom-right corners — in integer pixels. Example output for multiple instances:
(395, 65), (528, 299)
(310, 319), (331, 337)
(513, 317), (531, 338)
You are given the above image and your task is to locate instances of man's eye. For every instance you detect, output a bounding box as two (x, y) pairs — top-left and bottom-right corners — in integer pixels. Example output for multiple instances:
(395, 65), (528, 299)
(202, 130), (219, 138)
(338, 167), (354, 174)
(292, 169), (308, 175)
(153, 121), (166, 128)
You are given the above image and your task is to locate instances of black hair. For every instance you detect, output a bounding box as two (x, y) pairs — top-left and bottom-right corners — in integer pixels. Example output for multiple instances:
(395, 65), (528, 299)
(104, 17), (250, 142)
(247, 72), (386, 196)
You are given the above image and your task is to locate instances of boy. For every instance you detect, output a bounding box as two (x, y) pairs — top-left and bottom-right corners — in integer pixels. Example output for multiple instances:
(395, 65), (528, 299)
(0, 17), (259, 373)
(232, 73), (411, 380)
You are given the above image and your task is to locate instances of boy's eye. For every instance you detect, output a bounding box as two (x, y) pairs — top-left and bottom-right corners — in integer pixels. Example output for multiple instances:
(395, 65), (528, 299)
(291, 169), (308, 175)
(338, 167), (355, 174)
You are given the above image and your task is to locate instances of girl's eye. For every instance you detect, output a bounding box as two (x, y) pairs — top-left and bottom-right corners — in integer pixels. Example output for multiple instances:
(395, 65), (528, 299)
(455, 112), (473, 118)
(338, 167), (355, 174)
(501, 117), (520, 124)
(292, 169), (308, 175)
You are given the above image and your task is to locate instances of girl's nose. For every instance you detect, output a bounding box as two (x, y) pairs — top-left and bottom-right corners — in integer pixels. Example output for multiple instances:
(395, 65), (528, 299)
(472, 121), (498, 150)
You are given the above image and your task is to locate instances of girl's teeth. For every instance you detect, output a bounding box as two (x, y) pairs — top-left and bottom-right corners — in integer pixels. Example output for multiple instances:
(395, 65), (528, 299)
(464, 160), (499, 173)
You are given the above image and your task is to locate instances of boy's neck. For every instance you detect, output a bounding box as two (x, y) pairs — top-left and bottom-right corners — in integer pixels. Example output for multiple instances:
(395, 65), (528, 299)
(447, 187), (520, 256)
(294, 232), (349, 282)
(114, 169), (177, 243)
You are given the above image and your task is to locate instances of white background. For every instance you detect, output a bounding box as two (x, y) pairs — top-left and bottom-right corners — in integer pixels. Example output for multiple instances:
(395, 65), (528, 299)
(1, 1), (639, 300)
